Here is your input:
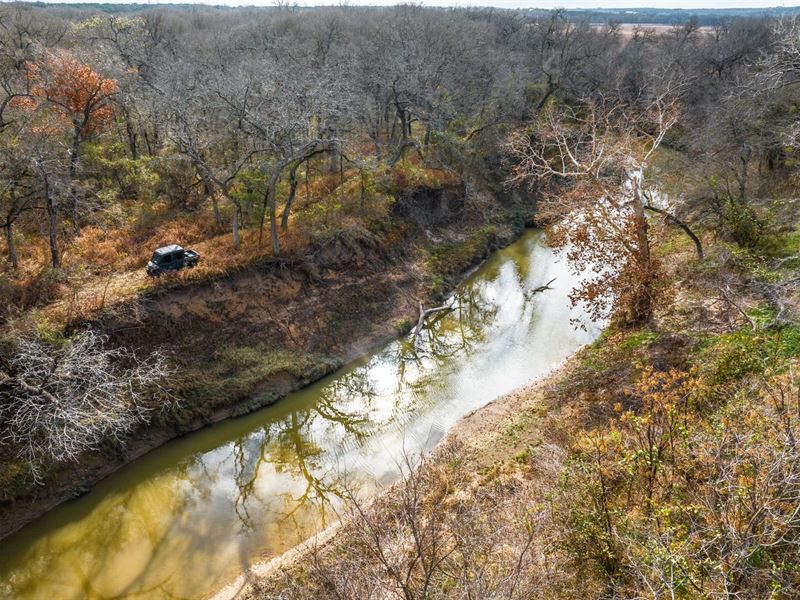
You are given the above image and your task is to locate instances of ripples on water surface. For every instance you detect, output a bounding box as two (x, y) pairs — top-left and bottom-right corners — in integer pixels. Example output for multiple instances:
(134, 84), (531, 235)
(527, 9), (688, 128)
(0, 230), (601, 600)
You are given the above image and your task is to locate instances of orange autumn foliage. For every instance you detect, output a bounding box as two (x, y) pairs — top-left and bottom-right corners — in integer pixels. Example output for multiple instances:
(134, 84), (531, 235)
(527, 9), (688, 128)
(17, 51), (118, 137)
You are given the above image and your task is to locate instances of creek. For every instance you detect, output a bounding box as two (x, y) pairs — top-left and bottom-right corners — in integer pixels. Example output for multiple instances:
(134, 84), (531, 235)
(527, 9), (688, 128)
(0, 229), (601, 600)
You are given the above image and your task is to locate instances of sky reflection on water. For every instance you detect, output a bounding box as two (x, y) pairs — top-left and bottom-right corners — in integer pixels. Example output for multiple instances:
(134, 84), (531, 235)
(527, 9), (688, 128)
(0, 229), (601, 600)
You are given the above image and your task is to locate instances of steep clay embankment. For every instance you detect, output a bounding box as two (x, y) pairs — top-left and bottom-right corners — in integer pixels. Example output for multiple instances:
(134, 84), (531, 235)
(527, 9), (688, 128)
(0, 182), (527, 540)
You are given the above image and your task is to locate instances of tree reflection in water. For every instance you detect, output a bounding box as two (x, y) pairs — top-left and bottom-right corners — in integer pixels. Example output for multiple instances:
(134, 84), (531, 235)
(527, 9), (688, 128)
(224, 365), (381, 534)
(219, 263), (523, 538)
(226, 258), (531, 538)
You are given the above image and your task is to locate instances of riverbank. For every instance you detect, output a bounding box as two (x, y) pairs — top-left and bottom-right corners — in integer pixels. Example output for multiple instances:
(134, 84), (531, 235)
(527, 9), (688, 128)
(218, 204), (800, 598)
(0, 183), (530, 541)
(2, 225), (598, 600)
(215, 323), (696, 599)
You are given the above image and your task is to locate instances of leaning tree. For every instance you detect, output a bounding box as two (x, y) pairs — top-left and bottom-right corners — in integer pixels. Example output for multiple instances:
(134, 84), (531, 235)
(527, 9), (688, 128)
(506, 81), (701, 327)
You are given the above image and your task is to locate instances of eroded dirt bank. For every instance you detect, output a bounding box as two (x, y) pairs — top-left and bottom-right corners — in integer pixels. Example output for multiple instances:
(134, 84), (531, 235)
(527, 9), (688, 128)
(0, 183), (528, 541)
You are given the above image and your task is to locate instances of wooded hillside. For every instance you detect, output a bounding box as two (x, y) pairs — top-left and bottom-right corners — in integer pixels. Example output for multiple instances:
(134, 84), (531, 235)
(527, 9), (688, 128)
(1, 10), (799, 597)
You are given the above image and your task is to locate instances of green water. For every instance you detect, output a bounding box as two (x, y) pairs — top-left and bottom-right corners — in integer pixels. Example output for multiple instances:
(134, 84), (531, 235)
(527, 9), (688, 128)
(0, 230), (600, 600)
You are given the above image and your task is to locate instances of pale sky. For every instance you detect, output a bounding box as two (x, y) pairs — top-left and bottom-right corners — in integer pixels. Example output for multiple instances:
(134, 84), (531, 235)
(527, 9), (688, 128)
(28, 0), (800, 9)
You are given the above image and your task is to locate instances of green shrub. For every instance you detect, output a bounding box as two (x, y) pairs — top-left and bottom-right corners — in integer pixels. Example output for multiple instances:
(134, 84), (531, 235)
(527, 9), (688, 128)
(723, 198), (766, 248)
(427, 225), (497, 278)
(759, 227), (800, 265)
(616, 330), (660, 353)
(695, 325), (800, 386)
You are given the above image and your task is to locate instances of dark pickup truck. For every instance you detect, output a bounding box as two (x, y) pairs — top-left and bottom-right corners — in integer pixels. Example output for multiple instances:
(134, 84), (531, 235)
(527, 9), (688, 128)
(146, 244), (200, 277)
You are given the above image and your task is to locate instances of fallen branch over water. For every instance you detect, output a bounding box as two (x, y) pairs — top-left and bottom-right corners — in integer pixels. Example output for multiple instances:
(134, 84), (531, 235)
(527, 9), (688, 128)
(531, 277), (557, 295)
(412, 277), (555, 346)
(413, 300), (454, 340)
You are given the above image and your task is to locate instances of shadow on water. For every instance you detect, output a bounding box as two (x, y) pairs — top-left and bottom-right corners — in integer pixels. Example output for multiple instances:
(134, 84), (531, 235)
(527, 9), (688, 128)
(0, 230), (602, 600)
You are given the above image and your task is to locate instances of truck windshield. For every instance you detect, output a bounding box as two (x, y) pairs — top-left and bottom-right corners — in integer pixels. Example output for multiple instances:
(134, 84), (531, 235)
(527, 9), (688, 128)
(151, 252), (166, 264)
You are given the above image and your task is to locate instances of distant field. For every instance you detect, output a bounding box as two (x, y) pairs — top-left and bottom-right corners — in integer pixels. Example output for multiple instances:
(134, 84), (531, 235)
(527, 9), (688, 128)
(608, 23), (713, 37)
(559, 6), (800, 26)
(25, 4), (800, 26)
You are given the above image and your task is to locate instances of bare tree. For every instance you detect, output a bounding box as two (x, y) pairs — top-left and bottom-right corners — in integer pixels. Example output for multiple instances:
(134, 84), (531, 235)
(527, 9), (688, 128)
(0, 140), (36, 270)
(213, 54), (343, 255)
(0, 5), (66, 132)
(0, 109), (68, 270)
(173, 108), (256, 249)
(0, 329), (172, 481)
(269, 446), (552, 599)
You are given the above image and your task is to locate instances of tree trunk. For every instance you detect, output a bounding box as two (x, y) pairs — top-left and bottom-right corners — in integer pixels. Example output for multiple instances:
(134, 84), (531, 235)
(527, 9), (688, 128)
(217, 183), (240, 248)
(329, 133), (339, 174)
(44, 175), (60, 269)
(260, 144), (334, 253)
(126, 116), (138, 160)
(360, 169), (366, 216)
(143, 129), (154, 156)
(390, 140), (422, 166)
(260, 167), (283, 256)
(644, 204), (704, 259)
(5, 222), (17, 270)
(738, 155), (748, 201)
(69, 128), (81, 180)
(306, 164), (310, 204)
(397, 106), (408, 141)
(630, 216), (653, 324)
(69, 126), (82, 234)
(152, 117), (160, 152)
(231, 200), (240, 249)
(536, 76), (554, 112)
(211, 191), (222, 229)
(629, 189), (653, 326)
(390, 111), (400, 144)
(281, 165), (299, 230)
(270, 208), (280, 256)
(5, 188), (20, 269)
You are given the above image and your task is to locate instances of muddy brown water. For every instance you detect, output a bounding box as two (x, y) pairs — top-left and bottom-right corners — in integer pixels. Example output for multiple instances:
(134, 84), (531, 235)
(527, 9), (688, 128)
(0, 230), (601, 600)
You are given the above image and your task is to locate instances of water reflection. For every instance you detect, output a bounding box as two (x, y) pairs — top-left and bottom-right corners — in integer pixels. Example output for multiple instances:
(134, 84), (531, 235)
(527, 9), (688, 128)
(0, 230), (601, 600)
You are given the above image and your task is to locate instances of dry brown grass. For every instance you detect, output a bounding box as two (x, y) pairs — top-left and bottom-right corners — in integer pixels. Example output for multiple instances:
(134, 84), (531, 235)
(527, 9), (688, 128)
(1, 163), (456, 327)
(252, 444), (569, 600)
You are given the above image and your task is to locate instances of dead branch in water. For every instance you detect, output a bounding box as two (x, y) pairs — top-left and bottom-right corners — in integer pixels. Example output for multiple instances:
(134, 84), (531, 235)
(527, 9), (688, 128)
(412, 300), (454, 342)
(531, 277), (557, 295)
